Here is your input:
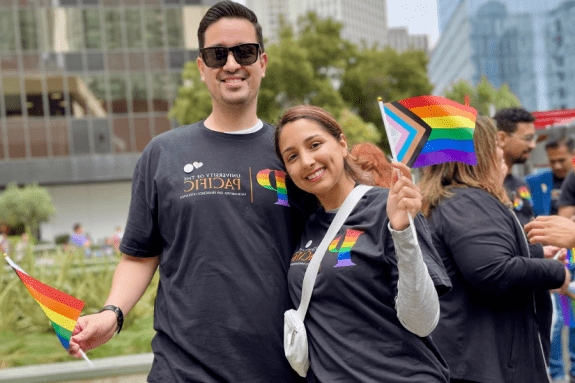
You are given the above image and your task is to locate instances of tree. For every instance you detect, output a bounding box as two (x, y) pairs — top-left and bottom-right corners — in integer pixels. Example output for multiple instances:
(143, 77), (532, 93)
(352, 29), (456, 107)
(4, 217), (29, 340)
(339, 109), (381, 147)
(340, 48), (433, 145)
(444, 76), (522, 116)
(169, 62), (213, 125)
(257, 15), (348, 123)
(0, 183), (55, 240)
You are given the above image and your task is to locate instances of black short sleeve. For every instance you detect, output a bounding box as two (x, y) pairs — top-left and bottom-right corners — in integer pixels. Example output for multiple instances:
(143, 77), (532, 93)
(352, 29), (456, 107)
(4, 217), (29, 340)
(559, 171), (575, 208)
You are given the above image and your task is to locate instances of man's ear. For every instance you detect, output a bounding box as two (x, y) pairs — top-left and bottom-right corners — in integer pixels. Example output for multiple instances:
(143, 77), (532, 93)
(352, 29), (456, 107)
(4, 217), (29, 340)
(259, 52), (268, 78)
(197, 57), (206, 82)
(497, 130), (508, 147)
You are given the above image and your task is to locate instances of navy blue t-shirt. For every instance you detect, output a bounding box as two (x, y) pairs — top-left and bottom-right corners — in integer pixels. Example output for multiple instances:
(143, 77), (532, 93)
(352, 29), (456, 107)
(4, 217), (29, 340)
(288, 187), (451, 383)
(120, 121), (310, 383)
(559, 170), (575, 210)
(504, 173), (535, 227)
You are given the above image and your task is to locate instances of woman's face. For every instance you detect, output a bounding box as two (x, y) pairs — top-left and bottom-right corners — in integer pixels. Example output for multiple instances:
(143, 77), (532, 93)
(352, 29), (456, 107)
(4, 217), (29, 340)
(279, 118), (352, 209)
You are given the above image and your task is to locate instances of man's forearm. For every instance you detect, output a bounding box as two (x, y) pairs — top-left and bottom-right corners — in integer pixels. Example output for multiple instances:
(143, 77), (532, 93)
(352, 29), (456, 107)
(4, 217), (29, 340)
(105, 254), (160, 316)
(558, 205), (575, 219)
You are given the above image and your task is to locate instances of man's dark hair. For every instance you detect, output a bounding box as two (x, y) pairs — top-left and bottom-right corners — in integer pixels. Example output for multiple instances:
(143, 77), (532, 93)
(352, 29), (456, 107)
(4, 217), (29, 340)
(73, 223), (82, 232)
(493, 107), (536, 134)
(198, 1), (264, 52)
(545, 130), (575, 152)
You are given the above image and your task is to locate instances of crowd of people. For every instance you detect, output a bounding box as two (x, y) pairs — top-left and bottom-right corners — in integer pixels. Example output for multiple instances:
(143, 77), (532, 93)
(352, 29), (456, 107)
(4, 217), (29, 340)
(64, 2), (575, 383)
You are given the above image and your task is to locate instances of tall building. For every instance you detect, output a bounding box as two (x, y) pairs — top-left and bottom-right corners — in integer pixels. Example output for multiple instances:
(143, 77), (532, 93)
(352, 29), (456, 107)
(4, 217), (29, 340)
(387, 27), (429, 55)
(545, 1), (575, 110)
(431, 0), (566, 111)
(246, 0), (387, 48)
(0, 0), (210, 242)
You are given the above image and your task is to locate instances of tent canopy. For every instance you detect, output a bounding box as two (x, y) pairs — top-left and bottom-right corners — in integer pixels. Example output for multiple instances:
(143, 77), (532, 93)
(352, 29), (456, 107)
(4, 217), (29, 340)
(532, 109), (575, 129)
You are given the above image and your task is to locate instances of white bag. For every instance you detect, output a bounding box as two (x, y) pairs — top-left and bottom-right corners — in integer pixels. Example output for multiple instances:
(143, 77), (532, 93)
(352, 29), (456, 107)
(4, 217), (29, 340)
(283, 185), (372, 377)
(284, 308), (309, 377)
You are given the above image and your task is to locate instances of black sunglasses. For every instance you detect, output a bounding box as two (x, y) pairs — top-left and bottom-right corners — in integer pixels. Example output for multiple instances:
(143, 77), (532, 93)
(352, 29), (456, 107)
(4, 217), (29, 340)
(200, 43), (260, 68)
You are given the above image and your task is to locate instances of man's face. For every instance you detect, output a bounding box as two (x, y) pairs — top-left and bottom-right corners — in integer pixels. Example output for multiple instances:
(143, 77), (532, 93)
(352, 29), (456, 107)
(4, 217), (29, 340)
(501, 122), (537, 165)
(197, 18), (267, 109)
(547, 144), (574, 179)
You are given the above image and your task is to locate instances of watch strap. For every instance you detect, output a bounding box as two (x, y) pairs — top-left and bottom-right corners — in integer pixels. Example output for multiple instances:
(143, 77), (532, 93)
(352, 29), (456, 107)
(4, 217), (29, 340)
(99, 305), (124, 334)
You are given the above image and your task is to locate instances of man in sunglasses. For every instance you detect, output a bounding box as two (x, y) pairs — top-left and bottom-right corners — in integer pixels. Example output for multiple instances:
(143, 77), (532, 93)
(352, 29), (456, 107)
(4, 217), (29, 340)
(68, 2), (309, 382)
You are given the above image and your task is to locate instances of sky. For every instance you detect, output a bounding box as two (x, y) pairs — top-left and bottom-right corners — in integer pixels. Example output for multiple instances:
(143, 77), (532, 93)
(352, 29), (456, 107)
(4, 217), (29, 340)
(235, 0), (441, 48)
(386, 0), (440, 48)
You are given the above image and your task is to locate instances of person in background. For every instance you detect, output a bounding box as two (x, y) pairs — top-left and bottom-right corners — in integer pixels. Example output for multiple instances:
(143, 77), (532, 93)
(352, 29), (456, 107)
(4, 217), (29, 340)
(420, 115), (569, 383)
(526, 216), (575, 249)
(70, 223), (90, 248)
(494, 107), (537, 225)
(525, 133), (575, 383)
(111, 226), (123, 253)
(68, 3), (310, 382)
(275, 105), (451, 382)
(350, 142), (393, 188)
(495, 107), (561, 360)
(1, 231), (11, 256)
(527, 133), (575, 217)
(14, 232), (30, 262)
(69, 223), (92, 258)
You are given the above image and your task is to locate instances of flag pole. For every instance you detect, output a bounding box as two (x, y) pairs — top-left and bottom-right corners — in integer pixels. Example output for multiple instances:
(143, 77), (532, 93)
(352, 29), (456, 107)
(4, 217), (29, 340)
(80, 349), (93, 366)
(377, 97), (417, 238)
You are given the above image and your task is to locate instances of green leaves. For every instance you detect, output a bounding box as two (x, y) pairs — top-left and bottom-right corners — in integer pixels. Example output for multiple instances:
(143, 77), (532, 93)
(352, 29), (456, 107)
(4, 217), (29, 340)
(0, 183), (55, 240)
(169, 62), (213, 126)
(444, 76), (522, 116)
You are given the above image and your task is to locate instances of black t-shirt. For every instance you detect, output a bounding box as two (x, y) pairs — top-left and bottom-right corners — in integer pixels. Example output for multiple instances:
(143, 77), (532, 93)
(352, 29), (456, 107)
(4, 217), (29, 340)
(551, 175), (564, 215)
(504, 173), (535, 227)
(288, 187), (451, 383)
(559, 170), (575, 210)
(120, 121), (310, 383)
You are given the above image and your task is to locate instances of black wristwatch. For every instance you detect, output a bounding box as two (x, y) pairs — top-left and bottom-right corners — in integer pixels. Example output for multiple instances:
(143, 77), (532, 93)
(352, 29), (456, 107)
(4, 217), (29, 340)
(99, 305), (124, 334)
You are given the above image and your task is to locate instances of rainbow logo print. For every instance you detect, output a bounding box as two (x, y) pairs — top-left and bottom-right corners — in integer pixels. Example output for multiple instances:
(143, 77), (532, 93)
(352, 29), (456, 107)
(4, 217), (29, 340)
(329, 229), (364, 267)
(5, 256), (85, 350)
(257, 169), (289, 206)
(517, 186), (533, 206)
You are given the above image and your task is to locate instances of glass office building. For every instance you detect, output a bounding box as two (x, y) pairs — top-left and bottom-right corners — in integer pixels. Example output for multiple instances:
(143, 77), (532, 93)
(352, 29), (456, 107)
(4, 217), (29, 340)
(0, 0), (213, 242)
(431, 0), (567, 111)
(545, 1), (575, 110)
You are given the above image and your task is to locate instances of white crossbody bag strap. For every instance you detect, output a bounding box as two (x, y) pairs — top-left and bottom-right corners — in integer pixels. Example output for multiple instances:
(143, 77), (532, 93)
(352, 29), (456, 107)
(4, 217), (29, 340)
(296, 185), (372, 319)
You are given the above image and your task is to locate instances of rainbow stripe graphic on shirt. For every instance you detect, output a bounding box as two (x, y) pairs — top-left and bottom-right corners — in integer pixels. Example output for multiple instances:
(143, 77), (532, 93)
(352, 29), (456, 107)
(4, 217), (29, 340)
(329, 229), (364, 267)
(257, 169), (289, 206)
(517, 186), (533, 206)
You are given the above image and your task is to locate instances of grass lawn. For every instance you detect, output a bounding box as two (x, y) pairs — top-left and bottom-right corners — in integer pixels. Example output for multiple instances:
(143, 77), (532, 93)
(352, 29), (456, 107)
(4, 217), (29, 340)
(0, 315), (154, 369)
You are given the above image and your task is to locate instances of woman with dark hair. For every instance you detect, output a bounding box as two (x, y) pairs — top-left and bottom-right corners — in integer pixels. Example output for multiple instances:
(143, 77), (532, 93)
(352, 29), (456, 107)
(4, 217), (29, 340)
(419, 115), (569, 383)
(275, 105), (451, 382)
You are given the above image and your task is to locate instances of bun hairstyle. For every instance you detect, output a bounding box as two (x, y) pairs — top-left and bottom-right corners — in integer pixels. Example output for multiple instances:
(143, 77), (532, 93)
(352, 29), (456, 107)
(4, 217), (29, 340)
(275, 105), (373, 185)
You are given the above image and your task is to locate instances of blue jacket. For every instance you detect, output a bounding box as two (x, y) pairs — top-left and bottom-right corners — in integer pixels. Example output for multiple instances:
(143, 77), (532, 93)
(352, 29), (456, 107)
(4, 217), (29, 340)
(525, 170), (554, 216)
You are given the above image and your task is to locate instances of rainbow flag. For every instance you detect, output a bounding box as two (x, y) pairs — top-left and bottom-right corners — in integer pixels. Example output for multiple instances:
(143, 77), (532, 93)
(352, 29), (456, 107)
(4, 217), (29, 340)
(5, 256), (85, 350)
(558, 248), (575, 327)
(559, 294), (575, 327)
(379, 96), (478, 168)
